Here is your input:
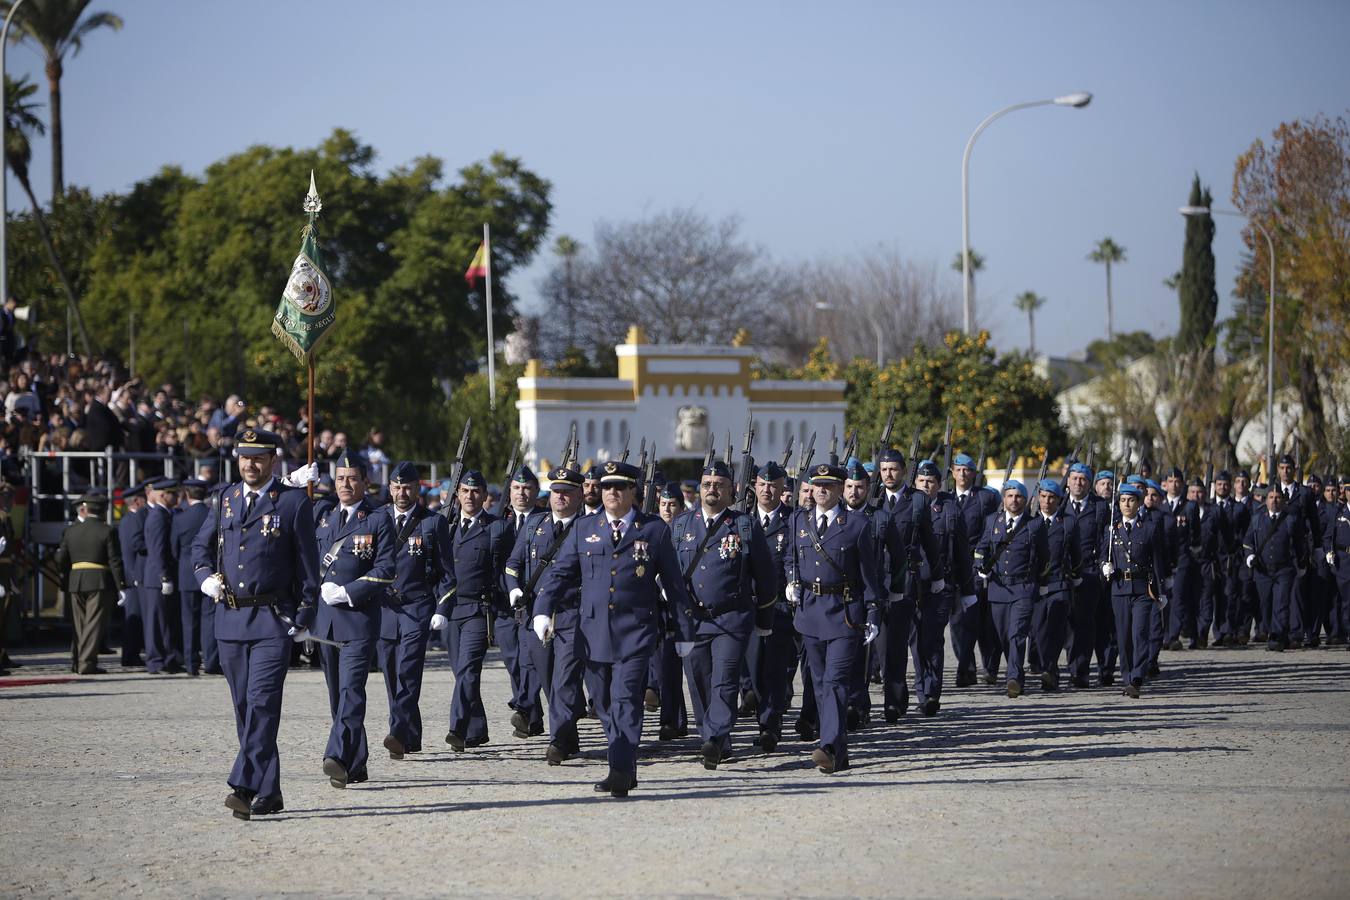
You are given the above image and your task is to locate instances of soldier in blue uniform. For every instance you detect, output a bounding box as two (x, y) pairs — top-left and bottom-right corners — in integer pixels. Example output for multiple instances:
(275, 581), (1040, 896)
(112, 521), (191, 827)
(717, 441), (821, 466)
(652, 480), (691, 741)
(117, 482), (149, 667)
(840, 459), (880, 727)
(973, 480), (1046, 698)
(1323, 477), (1350, 647)
(1187, 478), (1222, 648)
(910, 460), (976, 716)
(1273, 455), (1319, 647)
(1033, 480), (1080, 691)
(1140, 479), (1177, 677)
(1099, 483), (1169, 697)
(499, 465), (545, 738)
(190, 429), (320, 820)
(784, 461), (885, 773)
(1063, 464), (1105, 687)
(1244, 486), (1309, 651)
(746, 461), (796, 750)
(1212, 470), (1249, 647)
(1091, 471), (1120, 683)
(1163, 477), (1207, 651)
(312, 450), (396, 788)
(531, 460), (692, 797)
(142, 478), (184, 674)
(505, 465), (587, 764)
(671, 460), (777, 769)
(1230, 470), (1262, 642)
(173, 479), (213, 676)
(1314, 477), (1344, 645)
(948, 453), (1000, 687)
(378, 462), (454, 760)
(433, 470), (512, 750)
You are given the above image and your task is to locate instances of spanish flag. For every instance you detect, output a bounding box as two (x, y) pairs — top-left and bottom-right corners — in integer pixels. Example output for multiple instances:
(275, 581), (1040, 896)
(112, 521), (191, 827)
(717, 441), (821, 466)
(465, 240), (489, 286)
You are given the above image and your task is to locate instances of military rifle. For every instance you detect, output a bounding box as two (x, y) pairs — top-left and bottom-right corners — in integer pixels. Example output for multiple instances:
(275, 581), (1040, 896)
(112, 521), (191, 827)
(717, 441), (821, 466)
(906, 425), (921, 487)
(723, 430), (733, 469)
(442, 417), (472, 521)
(778, 433), (795, 471)
(704, 433), (716, 470)
(1031, 447), (1050, 517)
(561, 422), (578, 470)
(502, 441), (520, 484)
(972, 434), (988, 490)
(734, 410), (756, 512)
(797, 431), (817, 478)
(641, 442), (660, 515)
(939, 418), (954, 494)
(841, 428), (858, 464)
(868, 407), (897, 503)
(618, 430), (631, 464)
(828, 425), (838, 464)
(1002, 449), (1017, 490)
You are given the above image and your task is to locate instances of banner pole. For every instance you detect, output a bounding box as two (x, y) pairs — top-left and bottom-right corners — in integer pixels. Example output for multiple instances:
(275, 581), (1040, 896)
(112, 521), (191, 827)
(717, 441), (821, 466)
(484, 222), (496, 411)
(307, 358), (316, 499)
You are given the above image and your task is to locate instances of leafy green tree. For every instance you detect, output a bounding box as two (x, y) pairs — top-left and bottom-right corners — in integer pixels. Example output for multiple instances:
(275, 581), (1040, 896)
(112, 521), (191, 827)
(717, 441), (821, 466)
(3, 0), (123, 198)
(1084, 330), (1156, 366)
(444, 363), (523, 474)
(1087, 237), (1126, 340)
(1176, 174), (1218, 358)
(1013, 290), (1047, 354)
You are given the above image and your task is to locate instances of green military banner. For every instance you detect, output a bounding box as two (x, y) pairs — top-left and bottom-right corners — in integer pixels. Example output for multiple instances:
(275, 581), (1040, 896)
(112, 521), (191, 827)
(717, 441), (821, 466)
(271, 171), (334, 362)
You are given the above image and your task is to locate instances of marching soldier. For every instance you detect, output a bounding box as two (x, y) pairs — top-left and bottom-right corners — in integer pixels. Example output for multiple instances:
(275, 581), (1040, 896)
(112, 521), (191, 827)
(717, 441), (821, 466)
(653, 480), (690, 740)
(1064, 463), (1107, 687)
(1092, 470), (1120, 683)
(1033, 480), (1080, 691)
(784, 461), (884, 773)
(54, 493), (127, 674)
(1162, 477), (1203, 652)
(746, 461), (796, 750)
(1230, 469), (1262, 641)
(1212, 470), (1250, 647)
(1140, 479), (1176, 677)
(313, 450), (397, 788)
(840, 460), (878, 726)
(1275, 454), (1320, 647)
(583, 467), (604, 515)
(531, 460), (693, 798)
(911, 459), (976, 716)
(190, 429), (319, 820)
(949, 452), (1001, 687)
(872, 448), (933, 720)
(173, 479), (214, 676)
(433, 470), (512, 750)
(1315, 476), (1344, 645)
(379, 462), (455, 760)
(499, 466), (545, 738)
(1188, 478), (1222, 648)
(1099, 483), (1169, 698)
(1323, 477), (1350, 648)
(117, 481), (148, 667)
(505, 465), (587, 764)
(973, 480), (1046, 698)
(142, 478), (184, 674)
(1244, 486), (1309, 652)
(671, 459), (777, 769)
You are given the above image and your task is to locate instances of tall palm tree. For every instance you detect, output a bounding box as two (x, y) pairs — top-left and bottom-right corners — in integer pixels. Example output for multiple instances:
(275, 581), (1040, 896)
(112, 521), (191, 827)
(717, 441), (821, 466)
(951, 247), (985, 304)
(553, 234), (580, 349)
(1087, 237), (1126, 340)
(4, 72), (91, 354)
(3, 0), (123, 199)
(1014, 290), (1047, 354)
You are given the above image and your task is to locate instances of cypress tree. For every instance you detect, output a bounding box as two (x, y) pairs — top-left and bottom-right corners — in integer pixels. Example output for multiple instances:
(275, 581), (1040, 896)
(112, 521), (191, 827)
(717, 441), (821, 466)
(1177, 174), (1218, 357)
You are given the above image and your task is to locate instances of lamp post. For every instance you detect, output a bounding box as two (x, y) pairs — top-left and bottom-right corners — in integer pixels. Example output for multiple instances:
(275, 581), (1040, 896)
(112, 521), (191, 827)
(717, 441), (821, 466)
(961, 91), (1092, 334)
(865, 309), (883, 368)
(1180, 204), (1276, 477)
(1, 0), (29, 313)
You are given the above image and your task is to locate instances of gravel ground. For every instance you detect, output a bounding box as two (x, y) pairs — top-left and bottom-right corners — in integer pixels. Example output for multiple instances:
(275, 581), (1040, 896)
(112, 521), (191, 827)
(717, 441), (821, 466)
(2, 641), (1348, 899)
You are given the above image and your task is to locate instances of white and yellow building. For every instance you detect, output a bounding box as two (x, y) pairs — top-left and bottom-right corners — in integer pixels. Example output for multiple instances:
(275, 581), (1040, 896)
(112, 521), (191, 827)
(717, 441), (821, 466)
(517, 327), (846, 469)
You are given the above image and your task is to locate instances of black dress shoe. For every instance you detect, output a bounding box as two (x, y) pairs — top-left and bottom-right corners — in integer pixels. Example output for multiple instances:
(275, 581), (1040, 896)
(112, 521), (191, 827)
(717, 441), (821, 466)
(758, 730), (778, 753)
(1100, 672), (1115, 687)
(884, 705), (901, 724)
(644, 688), (660, 712)
(78, 666), (107, 675)
(1165, 640), (1184, 652)
(700, 739), (722, 770)
(811, 747), (836, 774)
(921, 698), (940, 717)
(1124, 682), (1141, 699)
(845, 707), (860, 730)
(545, 743), (569, 766)
(384, 734), (405, 760)
(658, 724), (681, 741)
(225, 787), (255, 820)
(1267, 642), (1283, 652)
(1006, 679), (1022, 699)
(250, 795), (284, 816)
(323, 757), (349, 789)
(954, 673), (976, 688)
(737, 692), (758, 718)
(1071, 676), (1090, 689)
(348, 769), (369, 785)
(1040, 673), (1058, 692)
(595, 769), (635, 797)
(445, 731), (466, 752)
(511, 711), (531, 739)
(1147, 662), (1160, 678)
(465, 736), (489, 748)
(794, 718), (817, 741)
(981, 672), (999, 685)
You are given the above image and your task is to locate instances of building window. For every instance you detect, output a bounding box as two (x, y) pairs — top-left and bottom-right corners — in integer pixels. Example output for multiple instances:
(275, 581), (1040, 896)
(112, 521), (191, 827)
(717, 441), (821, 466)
(768, 420), (777, 445)
(586, 420), (596, 445)
(602, 420), (612, 445)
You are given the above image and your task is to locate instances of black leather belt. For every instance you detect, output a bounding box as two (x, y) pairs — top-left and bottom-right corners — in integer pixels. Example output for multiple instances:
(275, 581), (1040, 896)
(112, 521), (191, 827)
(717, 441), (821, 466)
(807, 580), (851, 596)
(224, 592), (279, 610)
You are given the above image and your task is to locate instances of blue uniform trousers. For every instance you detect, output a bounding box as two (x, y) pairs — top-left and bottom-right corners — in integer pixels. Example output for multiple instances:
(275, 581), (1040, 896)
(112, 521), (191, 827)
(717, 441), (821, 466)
(1255, 569), (1295, 647)
(909, 587), (949, 706)
(318, 635), (374, 774)
(989, 584), (1034, 687)
(793, 635), (817, 726)
(683, 630), (749, 752)
(1094, 587), (1119, 679)
(1067, 575), (1097, 682)
(880, 596), (914, 713)
(1198, 561), (1222, 642)
(654, 633), (689, 734)
(218, 636), (289, 798)
(948, 585), (982, 681)
(1112, 591), (1154, 687)
(802, 632), (860, 768)
(141, 586), (181, 673)
(587, 654), (651, 777)
(1147, 597), (1165, 669)
(753, 610), (797, 737)
(120, 588), (144, 666)
(377, 625), (431, 753)
(977, 593), (1004, 679)
(1032, 589), (1070, 682)
(179, 589), (211, 674)
(1165, 560), (1201, 645)
(495, 613), (543, 726)
(447, 614), (490, 742)
(525, 611), (587, 750)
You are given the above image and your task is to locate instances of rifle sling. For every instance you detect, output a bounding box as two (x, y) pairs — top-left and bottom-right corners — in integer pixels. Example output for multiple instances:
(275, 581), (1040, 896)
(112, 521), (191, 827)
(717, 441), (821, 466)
(524, 518), (577, 596)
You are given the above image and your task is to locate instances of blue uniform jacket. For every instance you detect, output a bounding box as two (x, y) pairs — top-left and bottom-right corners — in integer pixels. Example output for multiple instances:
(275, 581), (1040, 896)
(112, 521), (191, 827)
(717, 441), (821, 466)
(1098, 516), (1168, 598)
(1039, 512), (1081, 593)
(381, 504), (455, 640)
(671, 507), (779, 638)
(1322, 501), (1350, 584)
(313, 498), (397, 642)
(436, 511), (512, 621)
(172, 502), (210, 590)
(756, 503), (793, 610)
(1215, 497), (1250, 558)
(190, 479), (320, 640)
(533, 509), (693, 664)
(119, 507), (146, 587)
(504, 509), (582, 615)
(142, 504), (176, 589)
(783, 504), (885, 640)
(874, 491), (939, 596)
(917, 493), (977, 598)
(1242, 509), (1307, 575)
(974, 512), (1047, 598)
(1068, 494), (1109, 570)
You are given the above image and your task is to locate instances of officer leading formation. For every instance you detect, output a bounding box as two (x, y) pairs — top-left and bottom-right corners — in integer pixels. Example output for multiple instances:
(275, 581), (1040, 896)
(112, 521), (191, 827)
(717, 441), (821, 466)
(90, 422), (1345, 819)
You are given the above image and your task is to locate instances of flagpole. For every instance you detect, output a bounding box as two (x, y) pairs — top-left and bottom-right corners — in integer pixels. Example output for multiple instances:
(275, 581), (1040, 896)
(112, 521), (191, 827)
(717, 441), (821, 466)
(484, 222), (496, 411)
(307, 360), (316, 498)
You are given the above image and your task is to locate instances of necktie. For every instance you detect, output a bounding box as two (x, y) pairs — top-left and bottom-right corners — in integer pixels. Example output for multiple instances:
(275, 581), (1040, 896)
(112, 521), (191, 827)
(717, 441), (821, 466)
(338, 508), (348, 528)
(244, 492), (256, 520)
(958, 493), (968, 509)
(396, 513), (406, 534)
(1007, 517), (1015, 530)
(763, 514), (771, 529)
(1074, 501), (1083, 516)
(517, 513), (525, 532)
(611, 519), (623, 546)
(553, 519), (565, 540)
(461, 518), (472, 532)
(818, 514), (828, 535)
(706, 517), (716, 531)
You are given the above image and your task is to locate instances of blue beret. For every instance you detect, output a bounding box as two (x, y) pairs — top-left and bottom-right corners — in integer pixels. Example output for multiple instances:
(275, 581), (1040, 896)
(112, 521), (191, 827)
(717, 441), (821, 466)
(915, 459), (940, 478)
(547, 466), (583, 489)
(1038, 479), (1064, 498)
(1070, 463), (1093, 478)
(511, 466), (538, 485)
(1278, 454), (1295, 466)
(234, 428), (280, 457)
(598, 461), (642, 484)
(459, 470), (486, 489)
(757, 461), (787, 481)
(845, 460), (870, 481)
(953, 453), (975, 468)
(878, 447), (905, 464)
(1145, 479), (1163, 493)
(1235, 469), (1251, 479)
(680, 479), (698, 490)
(1215, 470), (1232, 482)
(585, 467), (602, 481)
(151, 477), (180, 491)
(808, 462), (847, 484)
(1126, 475), (1145, 485)
(1095, 470), (1114, 482)
(659, 481), (684, 500)
(389, 461), (420, 484)
(702, 460), (733, 480)
(334, 449), (367, 475)
(1003, 479), (1027, 498)
(1119, 484), (1143, 498)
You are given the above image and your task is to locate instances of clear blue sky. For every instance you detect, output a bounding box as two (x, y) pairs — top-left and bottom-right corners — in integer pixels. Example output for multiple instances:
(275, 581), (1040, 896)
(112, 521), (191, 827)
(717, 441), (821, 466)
(7, 0), (1348, 358)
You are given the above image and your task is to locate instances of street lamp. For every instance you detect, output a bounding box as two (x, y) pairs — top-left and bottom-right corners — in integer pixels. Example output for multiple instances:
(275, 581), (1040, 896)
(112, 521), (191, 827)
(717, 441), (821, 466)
(1, 0), (29, 314)
(961, 91), (1093, 335)
(1180, 204), (1277, 478)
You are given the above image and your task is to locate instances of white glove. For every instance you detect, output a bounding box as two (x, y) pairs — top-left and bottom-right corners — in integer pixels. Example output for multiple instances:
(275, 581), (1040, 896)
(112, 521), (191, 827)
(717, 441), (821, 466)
(320, 582), (350, 606)
(754, 627), (773, 638)
(1328, 551), (1337, 567)
(930, 578), (946, 594)
(1158, 594), (1169, 609)
(863, 623), (879, 645)
(675, 641), (695, 658)
(201, 574), (225, 601)
(1101, 562), (1115, 577)
(787, 582), (801, 605)
(117, 589), (128, 607)
(532, 614), (550, 643)
(431, 613), (450, 631)
(288, 626), (311, 643)
(509, 587), (525, 609)
(161, 581), (174, 596)
(887, 591), (905, 605)
(976, 570), (990, 583)
(0, 535), (7, 554)
(282, 462), (320, 488)
(1246, 554), (1255, 569)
